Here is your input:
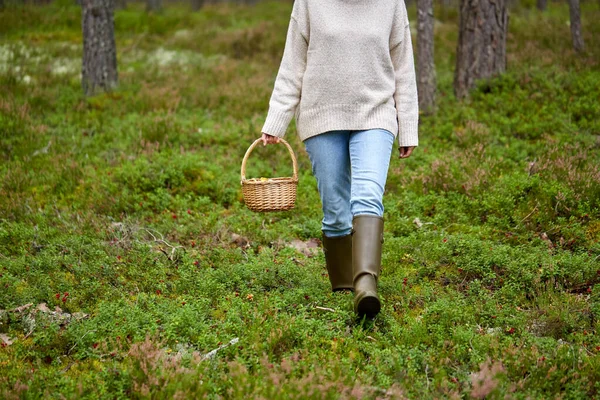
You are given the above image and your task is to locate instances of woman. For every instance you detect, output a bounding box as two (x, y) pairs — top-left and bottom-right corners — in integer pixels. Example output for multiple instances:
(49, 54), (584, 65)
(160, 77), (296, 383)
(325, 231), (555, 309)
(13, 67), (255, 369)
(261, 0), (418, 318)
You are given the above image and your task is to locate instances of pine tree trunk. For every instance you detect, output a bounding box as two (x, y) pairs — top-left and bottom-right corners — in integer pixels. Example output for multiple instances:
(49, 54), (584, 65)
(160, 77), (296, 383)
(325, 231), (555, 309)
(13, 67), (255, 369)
(146, 0), (161, 12)
(82, 0), (118, 96)
(568, 0), (585, 52)
(536, 0), (546, 11)
(454, 0), (508, 99)
(417, 0), (436, 114)
(191, 0), (204, 11)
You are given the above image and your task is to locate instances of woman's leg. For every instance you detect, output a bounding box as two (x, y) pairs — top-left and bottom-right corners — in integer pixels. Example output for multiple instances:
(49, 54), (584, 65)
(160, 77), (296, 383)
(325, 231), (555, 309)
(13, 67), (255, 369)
(348, 128), (395, 217)
(305, 130), (353, 291)
(304, 130), (352, 237)
(348, 128), (395, 316)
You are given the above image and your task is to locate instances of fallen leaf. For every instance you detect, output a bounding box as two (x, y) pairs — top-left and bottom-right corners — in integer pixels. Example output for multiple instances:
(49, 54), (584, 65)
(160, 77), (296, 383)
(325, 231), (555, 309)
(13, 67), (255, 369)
(12, 303), (33, 313)
(305, 238), (320, 248)
(72, 312), (89, 321)
(36, 303), (51, 313)
(0, 334), (14, 346)
(20, 303), (88, 336)
(540, 232), (553, 248)
(231, 233), (250, 249)
(289, 238), (321, 257)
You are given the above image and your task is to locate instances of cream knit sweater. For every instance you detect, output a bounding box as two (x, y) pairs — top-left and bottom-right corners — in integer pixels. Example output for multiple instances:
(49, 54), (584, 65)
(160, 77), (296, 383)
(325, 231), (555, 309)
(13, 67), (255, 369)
(262, 0), (419, 147)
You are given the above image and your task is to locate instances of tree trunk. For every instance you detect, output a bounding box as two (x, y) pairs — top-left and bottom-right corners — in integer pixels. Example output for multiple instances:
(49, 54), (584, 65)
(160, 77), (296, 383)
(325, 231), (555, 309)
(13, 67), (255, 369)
(82, 0), (118, 96)
(536, 0), (546, 11)
(417, 0), (436, 114)
(568, 0), (584, 52)
(191, 0), (204, 11)
(146, 0), (161, 12)
(454, 0), (508, 99)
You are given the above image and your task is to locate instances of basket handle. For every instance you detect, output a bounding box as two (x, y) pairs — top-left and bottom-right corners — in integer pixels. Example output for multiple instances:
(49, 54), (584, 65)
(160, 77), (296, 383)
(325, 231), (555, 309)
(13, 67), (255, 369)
(241, 138), (299, 182)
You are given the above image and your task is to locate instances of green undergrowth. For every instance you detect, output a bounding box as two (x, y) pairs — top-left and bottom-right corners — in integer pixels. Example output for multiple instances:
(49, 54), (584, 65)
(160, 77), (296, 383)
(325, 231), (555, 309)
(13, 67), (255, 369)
(1, 0), (600, 398)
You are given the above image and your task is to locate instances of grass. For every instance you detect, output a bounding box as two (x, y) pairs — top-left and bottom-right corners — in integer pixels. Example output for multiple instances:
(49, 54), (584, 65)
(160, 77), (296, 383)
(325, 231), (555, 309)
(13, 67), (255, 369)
(1, 0), (600, 398)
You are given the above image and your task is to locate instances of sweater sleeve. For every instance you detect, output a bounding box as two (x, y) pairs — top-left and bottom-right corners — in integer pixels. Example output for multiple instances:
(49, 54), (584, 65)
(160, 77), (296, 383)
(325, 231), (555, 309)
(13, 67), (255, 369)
(390, 7), (419, 147)
(261, 15), (308, 138)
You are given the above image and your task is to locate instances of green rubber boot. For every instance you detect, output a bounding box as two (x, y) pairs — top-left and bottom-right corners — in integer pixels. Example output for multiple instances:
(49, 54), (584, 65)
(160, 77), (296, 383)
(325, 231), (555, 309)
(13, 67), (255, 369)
(322, 234), (353, 292)
(352, 215), (384, 318)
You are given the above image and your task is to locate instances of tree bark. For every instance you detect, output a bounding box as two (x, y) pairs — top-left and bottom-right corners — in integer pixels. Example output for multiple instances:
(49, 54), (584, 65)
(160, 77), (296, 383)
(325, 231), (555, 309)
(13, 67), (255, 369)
(454, 0), (508, 99)
(536, 0), (546, 11)
(82, 0), (118, 96)
(568, 0), (585, 52)
(146, 0), (161, 13)
(191, 0), (204, 11)
(417, 0), (436, 114)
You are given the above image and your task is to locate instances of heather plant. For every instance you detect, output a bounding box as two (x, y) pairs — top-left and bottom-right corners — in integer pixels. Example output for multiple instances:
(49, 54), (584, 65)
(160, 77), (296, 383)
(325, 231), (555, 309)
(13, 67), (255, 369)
(1, 0), (599, 398)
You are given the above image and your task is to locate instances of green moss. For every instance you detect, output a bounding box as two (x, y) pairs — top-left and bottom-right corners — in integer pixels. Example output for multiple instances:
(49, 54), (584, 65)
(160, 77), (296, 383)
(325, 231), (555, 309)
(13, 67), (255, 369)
(0, 1), (599, 398)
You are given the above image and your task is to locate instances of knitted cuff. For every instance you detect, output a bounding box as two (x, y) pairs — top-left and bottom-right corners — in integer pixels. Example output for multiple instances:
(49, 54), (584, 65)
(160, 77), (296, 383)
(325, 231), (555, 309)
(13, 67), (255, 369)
(397, 117), (419, 147)
(262, 108), (294, 138)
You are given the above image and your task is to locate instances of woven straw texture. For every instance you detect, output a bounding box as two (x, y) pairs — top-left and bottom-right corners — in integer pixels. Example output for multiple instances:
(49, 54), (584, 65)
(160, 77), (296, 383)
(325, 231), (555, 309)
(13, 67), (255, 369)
(241, 138), (298, 212)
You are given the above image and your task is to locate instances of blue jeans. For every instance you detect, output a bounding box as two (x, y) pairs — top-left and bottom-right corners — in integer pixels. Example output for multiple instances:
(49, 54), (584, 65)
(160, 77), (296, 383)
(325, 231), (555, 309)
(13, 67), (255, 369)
(304, 129), (395, 238)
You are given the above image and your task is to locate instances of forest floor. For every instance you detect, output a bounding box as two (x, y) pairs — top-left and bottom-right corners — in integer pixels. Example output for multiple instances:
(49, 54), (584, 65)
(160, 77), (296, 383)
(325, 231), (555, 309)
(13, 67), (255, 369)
(1, 0), (600, 398)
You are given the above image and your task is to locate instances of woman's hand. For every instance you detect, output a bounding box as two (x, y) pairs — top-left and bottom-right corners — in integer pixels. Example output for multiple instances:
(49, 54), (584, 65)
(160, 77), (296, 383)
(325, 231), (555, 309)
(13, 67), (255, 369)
(261, 133), (281, 146)
(398, 146), (415, 159)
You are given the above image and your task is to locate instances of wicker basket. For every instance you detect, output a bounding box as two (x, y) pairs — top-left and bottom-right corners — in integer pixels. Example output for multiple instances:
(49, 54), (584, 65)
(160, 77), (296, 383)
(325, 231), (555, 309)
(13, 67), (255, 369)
(240, 138), (299, 212)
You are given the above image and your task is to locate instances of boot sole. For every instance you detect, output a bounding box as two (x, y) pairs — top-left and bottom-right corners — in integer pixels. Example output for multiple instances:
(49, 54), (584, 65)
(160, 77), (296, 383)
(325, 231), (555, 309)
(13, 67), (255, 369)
(355, 293), (381, 318)
(332, 287), (354, 293)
